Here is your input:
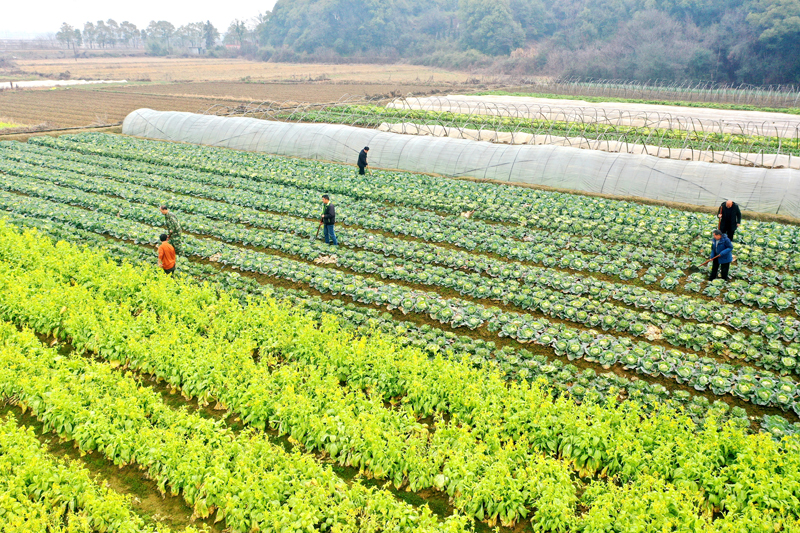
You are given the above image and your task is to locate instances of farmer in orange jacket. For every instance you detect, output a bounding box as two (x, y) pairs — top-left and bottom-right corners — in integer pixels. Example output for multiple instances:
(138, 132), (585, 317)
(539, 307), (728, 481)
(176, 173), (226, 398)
(158, 233), (176, 275)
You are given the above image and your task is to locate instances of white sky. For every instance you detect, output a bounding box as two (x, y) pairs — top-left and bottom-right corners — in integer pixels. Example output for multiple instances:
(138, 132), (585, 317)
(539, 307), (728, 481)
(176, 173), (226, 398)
(1, 0), (276, 38)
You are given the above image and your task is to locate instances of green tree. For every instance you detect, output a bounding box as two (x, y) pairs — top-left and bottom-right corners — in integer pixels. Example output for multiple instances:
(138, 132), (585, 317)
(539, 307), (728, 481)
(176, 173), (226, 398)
(458, 0), (524, 55)
(56, 23), (82, 56)
(742, 0), (800, 83)
(119, 21), (140, 48)
(225, 19), (248, 45)
(146, 20), (176, 54)
(203, 21), (220, 49)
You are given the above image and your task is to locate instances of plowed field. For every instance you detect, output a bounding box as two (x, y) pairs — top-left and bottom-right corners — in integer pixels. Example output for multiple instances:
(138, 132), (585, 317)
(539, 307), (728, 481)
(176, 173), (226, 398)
(0, 88), (241, 128)
(97, 81), (459, 103)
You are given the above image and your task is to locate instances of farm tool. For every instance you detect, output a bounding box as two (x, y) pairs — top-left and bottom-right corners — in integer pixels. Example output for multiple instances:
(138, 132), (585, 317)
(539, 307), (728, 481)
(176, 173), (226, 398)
(689, 254), (720, 273)
(313, 221), (322, 240)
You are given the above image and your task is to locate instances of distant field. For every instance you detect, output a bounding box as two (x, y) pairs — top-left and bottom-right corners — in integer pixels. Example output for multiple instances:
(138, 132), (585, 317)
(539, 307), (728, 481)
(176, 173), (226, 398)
(0, 88), (237, 129)
(478, 90), (800, 115)
(96, 81), (458, 103)
(14, 57), (471, 83)
(0, 79), (468, 130)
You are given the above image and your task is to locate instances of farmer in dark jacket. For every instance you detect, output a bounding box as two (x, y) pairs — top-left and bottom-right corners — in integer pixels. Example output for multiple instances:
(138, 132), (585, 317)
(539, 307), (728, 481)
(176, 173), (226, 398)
(709, 229), (734, 281)
(321, 194), (338, 246)
(357, 147), (369, 175)
(718, 200), (742, 241)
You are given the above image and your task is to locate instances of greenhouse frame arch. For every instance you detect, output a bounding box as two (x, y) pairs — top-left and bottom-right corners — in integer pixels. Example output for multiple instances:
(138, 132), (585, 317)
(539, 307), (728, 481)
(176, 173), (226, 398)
(122, 109), (800, 218)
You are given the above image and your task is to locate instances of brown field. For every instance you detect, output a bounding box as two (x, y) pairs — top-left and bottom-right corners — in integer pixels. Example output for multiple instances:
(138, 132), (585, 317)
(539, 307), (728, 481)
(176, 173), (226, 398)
(13, 57), (473, 83)
(0, 79), (474, 130)
(0, 57), (485, 131)
(0, 88), (240, 128)
(96, 81), (465, 103)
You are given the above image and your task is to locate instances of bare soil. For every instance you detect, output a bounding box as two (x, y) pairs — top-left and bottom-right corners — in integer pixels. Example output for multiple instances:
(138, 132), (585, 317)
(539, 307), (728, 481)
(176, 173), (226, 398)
(12, 57), (473, 84)
(98, 81), (466, 103)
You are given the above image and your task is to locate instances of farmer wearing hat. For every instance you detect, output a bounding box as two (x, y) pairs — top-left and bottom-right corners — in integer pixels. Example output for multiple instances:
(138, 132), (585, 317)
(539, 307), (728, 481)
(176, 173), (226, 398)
(357, 146), (369, 175)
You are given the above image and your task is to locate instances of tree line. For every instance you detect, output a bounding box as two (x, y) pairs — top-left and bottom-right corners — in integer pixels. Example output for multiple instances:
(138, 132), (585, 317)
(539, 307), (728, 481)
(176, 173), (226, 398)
(53, 0), (800, 84)
(55, 20), (222, 56)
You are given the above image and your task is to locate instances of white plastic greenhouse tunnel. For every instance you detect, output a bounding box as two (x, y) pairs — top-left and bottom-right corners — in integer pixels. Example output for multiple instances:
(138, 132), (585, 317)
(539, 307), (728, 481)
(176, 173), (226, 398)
(122, 108), (800, 218)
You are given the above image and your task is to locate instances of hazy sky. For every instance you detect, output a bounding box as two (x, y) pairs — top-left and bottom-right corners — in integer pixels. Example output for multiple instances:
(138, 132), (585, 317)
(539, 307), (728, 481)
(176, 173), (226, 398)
(2, 0), (275, 38)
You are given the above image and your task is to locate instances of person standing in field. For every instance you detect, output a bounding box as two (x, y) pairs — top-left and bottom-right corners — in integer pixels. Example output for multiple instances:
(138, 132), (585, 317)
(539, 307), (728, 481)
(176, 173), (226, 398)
(160, 205), (183, 254)
(158, 234), (176, 275)
(357, 146), (369, 175)
(709, 229), (733, 281)
(718, 199), (742, 241)
(321, 194), (338, 246)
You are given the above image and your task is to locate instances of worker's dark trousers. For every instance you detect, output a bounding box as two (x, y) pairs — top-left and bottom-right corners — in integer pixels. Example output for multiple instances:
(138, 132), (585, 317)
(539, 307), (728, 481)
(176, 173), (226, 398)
(358, 166), (366, 175)
(722, 226), (736, 241)
(709, 259), (730, 281)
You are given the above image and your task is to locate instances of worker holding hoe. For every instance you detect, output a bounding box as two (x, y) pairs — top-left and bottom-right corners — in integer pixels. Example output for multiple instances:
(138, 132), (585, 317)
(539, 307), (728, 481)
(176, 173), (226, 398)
(357, 146), (369, 175)
(718, 199), (742, 241)
(709, 229), (734, 281)
(160, 205), (183, 255)
(321, 194), (338, 246)
(158, 233), (177, 275)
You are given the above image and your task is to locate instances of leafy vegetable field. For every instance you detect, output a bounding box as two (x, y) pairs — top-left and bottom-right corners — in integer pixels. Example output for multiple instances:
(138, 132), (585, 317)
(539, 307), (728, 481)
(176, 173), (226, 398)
(2, 132), (800, 531)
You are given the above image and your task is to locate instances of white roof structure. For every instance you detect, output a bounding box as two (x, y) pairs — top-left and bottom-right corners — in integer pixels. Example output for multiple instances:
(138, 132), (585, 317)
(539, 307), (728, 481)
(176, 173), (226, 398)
(123, 108), (800, 218)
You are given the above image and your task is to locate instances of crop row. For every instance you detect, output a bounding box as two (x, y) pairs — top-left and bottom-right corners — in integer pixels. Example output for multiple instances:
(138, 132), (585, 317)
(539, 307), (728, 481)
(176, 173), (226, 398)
(292, 104), (800, 156)
(0, 320), (468, 533)
(0, 229), (588, 529)
(1, 150), (796, 342)
(5, 167), (800, 389)
(0, 414), (198, 533)
(3, 190), (798, 417)
(3, 211), (756, 435)
(30, 133), (800, 255)
(17, 134), (800, 281)
(3, 142), (799, 313)
(19, 135), (800, 293)
(1, 220), (799, 530)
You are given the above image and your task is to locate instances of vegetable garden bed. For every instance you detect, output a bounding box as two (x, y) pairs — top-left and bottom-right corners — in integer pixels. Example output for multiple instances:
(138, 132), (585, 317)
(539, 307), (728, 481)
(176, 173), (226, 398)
(3, 132), (800, 531)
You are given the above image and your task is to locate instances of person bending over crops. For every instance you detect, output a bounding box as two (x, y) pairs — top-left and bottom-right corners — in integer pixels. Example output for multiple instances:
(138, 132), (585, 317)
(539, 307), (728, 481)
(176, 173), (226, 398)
(718, 199), (742, 241)
(357, 147), (369, 175)
(709, 229), (733, 281)
(158, 234), (176, 275)
(160, 205), (183, 255)
(321, 194), (338, 246)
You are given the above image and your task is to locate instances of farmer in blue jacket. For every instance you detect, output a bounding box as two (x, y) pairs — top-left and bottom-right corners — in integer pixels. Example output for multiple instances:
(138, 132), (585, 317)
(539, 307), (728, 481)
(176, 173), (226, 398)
(709, 229), (733, 281)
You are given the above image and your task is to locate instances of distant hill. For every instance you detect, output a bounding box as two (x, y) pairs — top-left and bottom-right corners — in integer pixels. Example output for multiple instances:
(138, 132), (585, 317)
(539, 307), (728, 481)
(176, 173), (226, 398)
(256, 0), (800, 84)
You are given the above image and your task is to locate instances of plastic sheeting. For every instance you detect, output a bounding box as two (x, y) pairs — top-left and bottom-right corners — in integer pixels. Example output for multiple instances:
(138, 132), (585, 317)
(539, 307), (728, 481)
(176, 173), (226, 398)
(389, 95), (800, 138)
(377, 122), (800, 169)
(122, 108), (800, 218)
